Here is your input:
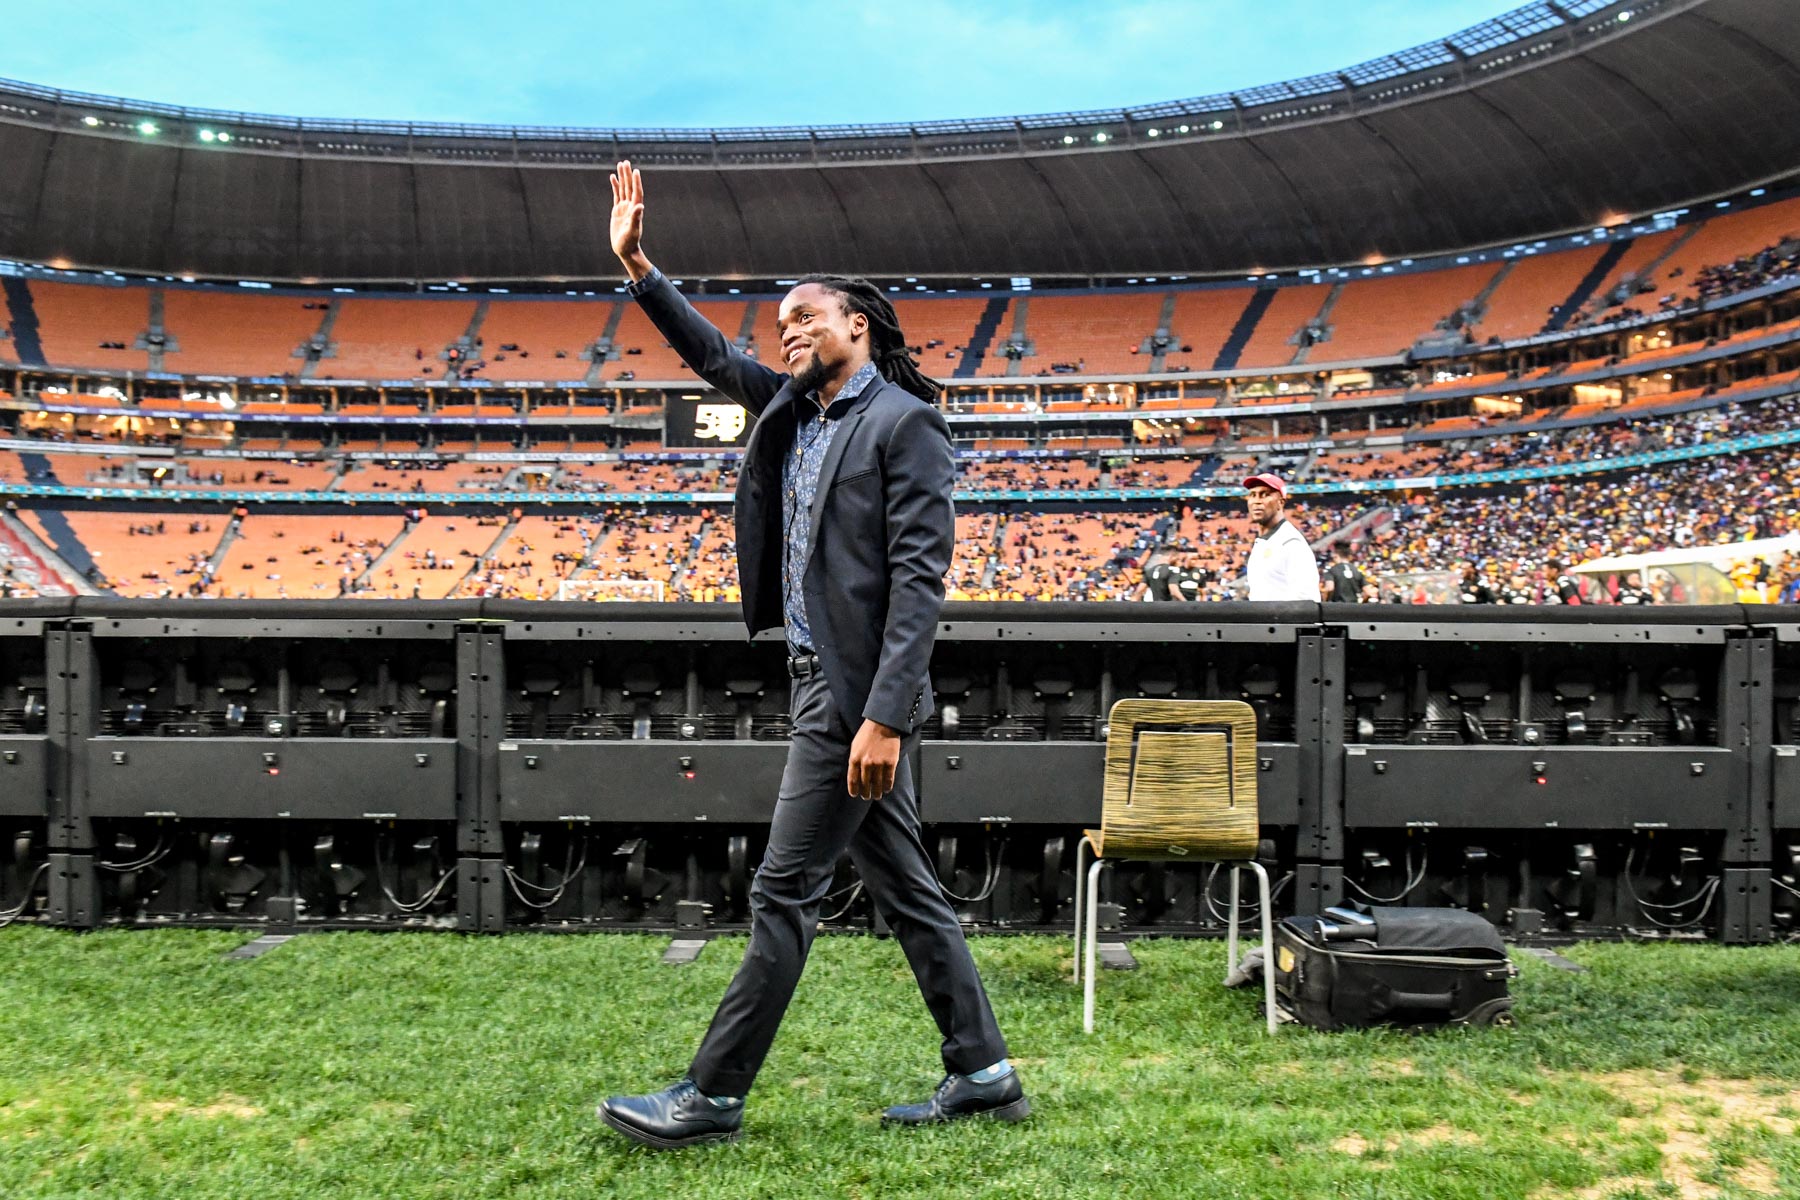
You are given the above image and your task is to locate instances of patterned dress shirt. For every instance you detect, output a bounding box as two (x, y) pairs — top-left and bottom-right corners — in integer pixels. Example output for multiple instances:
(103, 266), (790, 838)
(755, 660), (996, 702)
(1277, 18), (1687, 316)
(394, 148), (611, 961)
(621, 269), (877, 652)
(783, 361), (878, 651)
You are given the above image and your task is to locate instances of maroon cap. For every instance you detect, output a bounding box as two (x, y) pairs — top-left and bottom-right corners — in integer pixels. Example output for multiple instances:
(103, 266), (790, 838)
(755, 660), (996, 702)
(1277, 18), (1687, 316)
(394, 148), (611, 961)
(1242, 473), (1287, 497)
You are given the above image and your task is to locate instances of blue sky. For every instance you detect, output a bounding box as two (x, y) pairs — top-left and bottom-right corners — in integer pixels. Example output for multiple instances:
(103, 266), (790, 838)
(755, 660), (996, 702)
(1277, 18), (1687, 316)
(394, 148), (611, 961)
(2, 1), (1515, 128)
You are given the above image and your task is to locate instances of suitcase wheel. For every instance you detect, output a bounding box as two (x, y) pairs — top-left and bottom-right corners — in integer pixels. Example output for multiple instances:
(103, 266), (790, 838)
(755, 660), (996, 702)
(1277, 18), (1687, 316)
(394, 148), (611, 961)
(1458, 997), (1516, 1028)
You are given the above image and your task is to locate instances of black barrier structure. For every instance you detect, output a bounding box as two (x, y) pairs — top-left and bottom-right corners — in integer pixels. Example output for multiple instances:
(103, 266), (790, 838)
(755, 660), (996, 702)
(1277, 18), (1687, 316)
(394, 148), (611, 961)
(0, 598), (1789, 944)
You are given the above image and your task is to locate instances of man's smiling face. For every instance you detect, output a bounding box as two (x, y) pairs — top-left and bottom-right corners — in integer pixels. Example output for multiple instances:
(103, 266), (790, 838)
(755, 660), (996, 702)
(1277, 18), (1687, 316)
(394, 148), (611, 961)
(777, 283), (867, 395)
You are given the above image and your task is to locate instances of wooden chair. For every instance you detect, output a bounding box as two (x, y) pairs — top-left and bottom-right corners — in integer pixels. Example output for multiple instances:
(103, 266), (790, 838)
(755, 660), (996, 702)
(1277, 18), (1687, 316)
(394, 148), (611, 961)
(1073, 698), (1277, 1034)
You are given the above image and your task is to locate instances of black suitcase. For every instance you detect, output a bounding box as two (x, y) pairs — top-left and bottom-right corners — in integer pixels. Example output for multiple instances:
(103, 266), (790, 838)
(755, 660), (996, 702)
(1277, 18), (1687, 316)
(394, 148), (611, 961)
(1272, 906), (1518, 1031)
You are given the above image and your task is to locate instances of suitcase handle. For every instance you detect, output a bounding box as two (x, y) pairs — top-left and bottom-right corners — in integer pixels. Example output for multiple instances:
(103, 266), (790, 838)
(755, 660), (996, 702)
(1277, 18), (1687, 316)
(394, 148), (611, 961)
(1374, 985), (1457, 1014)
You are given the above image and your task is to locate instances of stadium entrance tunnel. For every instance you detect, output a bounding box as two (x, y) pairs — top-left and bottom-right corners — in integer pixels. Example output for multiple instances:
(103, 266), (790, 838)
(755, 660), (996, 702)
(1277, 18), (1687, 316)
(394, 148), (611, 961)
(0, 597), (1788, 943)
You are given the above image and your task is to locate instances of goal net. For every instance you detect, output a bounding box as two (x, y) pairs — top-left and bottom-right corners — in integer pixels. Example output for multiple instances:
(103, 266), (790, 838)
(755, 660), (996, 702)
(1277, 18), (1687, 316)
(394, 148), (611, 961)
(555, 577), (666, 602)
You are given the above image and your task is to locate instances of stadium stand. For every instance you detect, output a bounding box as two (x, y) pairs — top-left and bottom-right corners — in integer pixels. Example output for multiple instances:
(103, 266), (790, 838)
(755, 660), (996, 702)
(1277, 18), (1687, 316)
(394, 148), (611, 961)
(1000, 291), (1166, 376)
(219, 513), (402, 598)
(889, 297), (990, 375)
(3, 181), (1800, 606)
(162, 290), (325, 377)
(2, 192), (1796, 384)
(1322, 262), (1501, 360)
(318, 298), (475, 381)
(1158, 289), (1255, 373)
(50, 511), (225, 597)
(373, 513), (512, 599)
(474, 300), (611, 383)
(1233, 283), (1332, 370)
(30, 280), (150, 374)
(1470, 245), (1606, 343)
(602, 299), (750, 381)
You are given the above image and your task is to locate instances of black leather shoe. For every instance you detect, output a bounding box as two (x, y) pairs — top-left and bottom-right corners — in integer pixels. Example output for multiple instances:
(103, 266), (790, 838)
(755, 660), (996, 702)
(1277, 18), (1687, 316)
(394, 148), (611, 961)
(881, 1070), (1031, 1126)
(598, 1079), (743, 1149)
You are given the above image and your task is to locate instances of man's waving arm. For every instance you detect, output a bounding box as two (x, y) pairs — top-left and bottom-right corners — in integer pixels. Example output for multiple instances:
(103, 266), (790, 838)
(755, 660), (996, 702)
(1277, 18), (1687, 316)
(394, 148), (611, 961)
(609, 161), (784, 416)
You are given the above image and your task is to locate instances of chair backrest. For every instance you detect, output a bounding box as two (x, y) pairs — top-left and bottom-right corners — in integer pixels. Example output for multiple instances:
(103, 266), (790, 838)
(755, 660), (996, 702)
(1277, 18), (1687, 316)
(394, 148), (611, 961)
(1101, 698), (1259, 861)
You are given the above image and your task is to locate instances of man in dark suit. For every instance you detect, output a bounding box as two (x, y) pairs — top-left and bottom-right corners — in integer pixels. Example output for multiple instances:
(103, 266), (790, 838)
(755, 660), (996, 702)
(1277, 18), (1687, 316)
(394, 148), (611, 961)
(597, 162), (1024, 1149)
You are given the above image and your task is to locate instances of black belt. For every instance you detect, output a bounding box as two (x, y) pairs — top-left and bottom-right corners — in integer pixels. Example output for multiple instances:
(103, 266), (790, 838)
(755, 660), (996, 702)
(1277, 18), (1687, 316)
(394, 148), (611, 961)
(786, 651), (822, 678)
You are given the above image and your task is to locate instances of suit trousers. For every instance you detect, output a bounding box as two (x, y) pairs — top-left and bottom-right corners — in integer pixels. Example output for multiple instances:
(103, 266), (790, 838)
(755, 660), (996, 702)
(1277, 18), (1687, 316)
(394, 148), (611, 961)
(687, 668), (1009, 1097)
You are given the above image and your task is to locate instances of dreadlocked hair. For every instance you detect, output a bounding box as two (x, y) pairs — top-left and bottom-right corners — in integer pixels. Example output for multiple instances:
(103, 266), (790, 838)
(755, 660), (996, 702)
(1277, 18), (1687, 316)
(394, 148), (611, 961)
(796, 273), (942, 403)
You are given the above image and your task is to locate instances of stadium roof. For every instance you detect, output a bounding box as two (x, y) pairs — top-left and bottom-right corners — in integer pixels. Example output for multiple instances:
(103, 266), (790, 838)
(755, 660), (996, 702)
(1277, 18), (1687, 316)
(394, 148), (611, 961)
(0, 0), (1795, 283)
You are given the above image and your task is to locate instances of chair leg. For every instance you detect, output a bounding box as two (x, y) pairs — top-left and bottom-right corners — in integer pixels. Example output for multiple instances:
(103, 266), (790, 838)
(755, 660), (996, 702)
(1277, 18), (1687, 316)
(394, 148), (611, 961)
(1225, 864), (1242, 983)
(1074, 836), (1091, 985)
(1083, 858), (1105, 1034)
(1248, 861), (1278, 1036)
(1226, 862), (1280, 1035)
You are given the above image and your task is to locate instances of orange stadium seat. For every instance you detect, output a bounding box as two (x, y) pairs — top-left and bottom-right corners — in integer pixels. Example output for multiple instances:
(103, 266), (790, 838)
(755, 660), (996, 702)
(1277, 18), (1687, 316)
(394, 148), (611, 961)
(1472, 246), (1605, 342)
(1234, 284), (1331, 369)
(30, 281), (151, 373)
(51, 511), (227, 597)
(319, 298), (476, 381)
(1007, 291), (1166, 376)
(948, 511), (1002, 594)
(602, 300), (749, 382)
(1160, 290), (1255, 373)
(476, 299), (613, 383)
(1573, 229), (1680, 320)
(1646, 197), (1800, 307)
(219, 513), (403, 599)
(161, 290), (324, 377)
(888, 297), (991, 376)
(674, 517), (739, 600)
(370, 515), (506, 599)
(1323, 263), (1501, 361)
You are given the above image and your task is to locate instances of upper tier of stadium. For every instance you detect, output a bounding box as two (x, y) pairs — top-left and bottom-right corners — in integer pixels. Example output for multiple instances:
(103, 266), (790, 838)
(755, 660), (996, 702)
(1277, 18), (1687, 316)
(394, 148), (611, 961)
(0, 0), (1796, 282)
(3, 184), (1796, 386)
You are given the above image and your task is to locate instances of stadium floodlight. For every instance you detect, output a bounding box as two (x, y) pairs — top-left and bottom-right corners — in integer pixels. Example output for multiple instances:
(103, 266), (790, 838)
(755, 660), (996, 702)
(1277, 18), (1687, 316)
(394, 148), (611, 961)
(82, 115), (100, 127)
(1093, 132), (1109, 143)
(1062, 135), (1075, 144)
(1210, 120), (1224, 130)
(136, 121), (159, 136)
(1147, 128), (1160, 137)
(1177, 124), (1190, 133)
(1617, 10), (1631, 20)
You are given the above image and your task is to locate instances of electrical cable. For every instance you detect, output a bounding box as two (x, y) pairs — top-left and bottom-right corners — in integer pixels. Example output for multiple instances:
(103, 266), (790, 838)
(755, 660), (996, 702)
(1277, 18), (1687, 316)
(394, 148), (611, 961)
(1203, 864), (1294, 923)
(0, 862), (51, 928)
(1344, 848), (1427, 904)
(938, 838), (1002, 904)
(375, 835), (459, 914)
(502, 836), (588, 911)
(1623, 845), (1719, 930)
(97, 836), (171, 873)
(819, 881), (864, 923)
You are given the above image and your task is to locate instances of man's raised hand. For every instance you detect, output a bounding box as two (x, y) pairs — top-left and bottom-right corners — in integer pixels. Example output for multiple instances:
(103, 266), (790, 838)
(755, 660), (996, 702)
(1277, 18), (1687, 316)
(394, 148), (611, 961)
(609, 160), (653, 281)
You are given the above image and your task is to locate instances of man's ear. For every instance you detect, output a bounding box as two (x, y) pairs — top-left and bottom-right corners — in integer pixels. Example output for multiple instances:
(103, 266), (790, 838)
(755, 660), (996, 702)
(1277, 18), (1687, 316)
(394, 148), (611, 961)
(851, 311), (869, 342)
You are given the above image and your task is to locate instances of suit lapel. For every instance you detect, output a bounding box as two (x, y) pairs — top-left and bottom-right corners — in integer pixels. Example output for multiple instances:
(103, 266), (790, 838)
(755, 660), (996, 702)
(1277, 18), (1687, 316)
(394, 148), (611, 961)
(802, 379), (882, 562)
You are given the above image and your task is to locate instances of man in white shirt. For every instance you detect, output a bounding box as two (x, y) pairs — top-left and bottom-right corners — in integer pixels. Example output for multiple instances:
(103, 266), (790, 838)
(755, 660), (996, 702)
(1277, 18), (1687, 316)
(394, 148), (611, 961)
(1242, 473), (1322, 602)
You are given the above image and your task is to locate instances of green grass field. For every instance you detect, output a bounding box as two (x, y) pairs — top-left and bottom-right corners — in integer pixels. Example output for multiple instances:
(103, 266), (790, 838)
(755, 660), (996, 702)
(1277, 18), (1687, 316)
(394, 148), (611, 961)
(3, 929), (1800, 1200)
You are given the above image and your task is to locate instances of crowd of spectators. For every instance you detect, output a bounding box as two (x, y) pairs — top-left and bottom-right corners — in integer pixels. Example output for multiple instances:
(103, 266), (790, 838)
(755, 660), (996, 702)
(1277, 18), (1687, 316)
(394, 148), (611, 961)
(1342, 447), (1800, 604)
(1686, 237), (1800, 305)
(1560, 233), (1800, 333)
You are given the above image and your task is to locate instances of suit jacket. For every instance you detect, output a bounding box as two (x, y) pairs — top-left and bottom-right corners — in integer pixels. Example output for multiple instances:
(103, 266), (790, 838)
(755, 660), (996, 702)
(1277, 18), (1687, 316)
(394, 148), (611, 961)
(632, 275), (952, 736)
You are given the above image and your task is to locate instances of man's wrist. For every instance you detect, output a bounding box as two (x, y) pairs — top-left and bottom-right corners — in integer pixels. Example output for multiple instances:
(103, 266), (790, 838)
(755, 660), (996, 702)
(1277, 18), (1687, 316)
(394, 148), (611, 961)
(620, 253), (656, 284)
